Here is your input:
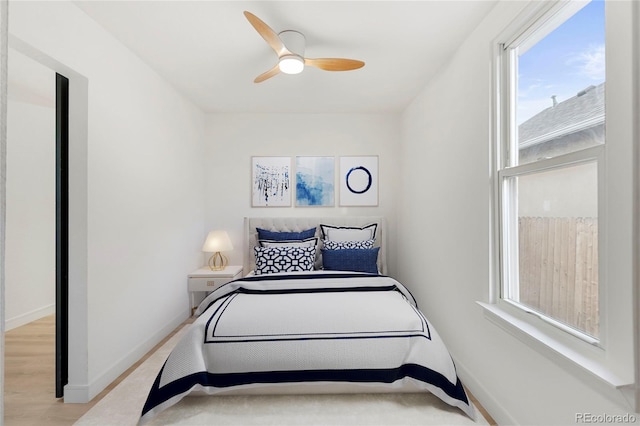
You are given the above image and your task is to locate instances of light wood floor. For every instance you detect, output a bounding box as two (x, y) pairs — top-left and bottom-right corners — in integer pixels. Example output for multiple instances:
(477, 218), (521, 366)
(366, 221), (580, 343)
(4, 315), (189, 425)
(4, 315), (496, 425)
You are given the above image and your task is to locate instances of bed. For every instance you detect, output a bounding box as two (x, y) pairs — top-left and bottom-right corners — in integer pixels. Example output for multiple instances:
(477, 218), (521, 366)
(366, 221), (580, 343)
(139, 216), (475, 424)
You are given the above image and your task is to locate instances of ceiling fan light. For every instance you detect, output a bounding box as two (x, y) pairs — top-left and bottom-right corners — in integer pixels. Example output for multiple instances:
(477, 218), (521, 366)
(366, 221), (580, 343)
(279, 55), (304, 75)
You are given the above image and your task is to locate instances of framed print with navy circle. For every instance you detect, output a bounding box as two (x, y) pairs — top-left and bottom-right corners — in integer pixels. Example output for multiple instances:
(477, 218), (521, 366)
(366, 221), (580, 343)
(339, 156), (378, 206)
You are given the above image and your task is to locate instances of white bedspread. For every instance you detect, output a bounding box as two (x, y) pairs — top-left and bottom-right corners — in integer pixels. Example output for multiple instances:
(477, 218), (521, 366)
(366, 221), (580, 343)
(139, 272), (475, 423)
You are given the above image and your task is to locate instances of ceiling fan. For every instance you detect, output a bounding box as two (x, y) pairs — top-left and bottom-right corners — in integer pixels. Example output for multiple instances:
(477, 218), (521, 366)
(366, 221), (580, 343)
(243, 11), (365, 83)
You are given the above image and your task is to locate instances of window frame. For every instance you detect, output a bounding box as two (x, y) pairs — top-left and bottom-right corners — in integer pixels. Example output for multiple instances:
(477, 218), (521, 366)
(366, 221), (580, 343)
(484, 0), (635, 392)
(498, 147), (604, 345)
(497, 0), (606, 345)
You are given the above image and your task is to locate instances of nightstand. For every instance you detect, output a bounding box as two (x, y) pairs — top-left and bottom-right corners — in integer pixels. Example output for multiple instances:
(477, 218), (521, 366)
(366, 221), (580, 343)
(188, 265), (243, 314)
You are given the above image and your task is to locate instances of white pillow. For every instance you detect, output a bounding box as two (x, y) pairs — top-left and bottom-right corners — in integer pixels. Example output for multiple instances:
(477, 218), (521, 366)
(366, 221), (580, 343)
(320, 223), (377, 242)
(259, 237), (318, 248)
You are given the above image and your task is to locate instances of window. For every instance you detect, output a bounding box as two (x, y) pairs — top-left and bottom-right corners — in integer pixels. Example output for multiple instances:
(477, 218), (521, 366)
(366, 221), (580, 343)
(485, 0), (636, 399)
(497, 0), (605, 343)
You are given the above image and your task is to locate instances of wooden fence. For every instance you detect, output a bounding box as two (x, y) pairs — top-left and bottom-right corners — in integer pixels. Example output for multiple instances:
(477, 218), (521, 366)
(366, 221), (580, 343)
(518, 217), (599, 337)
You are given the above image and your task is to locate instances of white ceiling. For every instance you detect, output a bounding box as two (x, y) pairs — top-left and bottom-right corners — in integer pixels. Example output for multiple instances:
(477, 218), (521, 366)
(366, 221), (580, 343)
(74, 1), (497, 114)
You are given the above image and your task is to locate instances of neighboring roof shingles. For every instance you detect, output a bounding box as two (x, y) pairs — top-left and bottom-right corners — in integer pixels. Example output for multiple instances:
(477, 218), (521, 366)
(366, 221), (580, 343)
(519, 82), (605, 147)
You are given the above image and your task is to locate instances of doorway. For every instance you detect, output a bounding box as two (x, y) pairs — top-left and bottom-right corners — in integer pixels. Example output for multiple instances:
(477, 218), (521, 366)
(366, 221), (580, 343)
(55, 72), (69, 398)
(5, 47), (68, 399)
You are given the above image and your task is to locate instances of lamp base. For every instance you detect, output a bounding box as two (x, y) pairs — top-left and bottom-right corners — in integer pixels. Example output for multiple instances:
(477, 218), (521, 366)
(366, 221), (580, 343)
(208, 252), (228, 271)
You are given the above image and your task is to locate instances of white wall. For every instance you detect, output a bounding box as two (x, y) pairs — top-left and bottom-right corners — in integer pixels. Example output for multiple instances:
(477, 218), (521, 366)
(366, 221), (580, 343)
(398, 1), (637, 424)
(5, 95), (55, 330)
(204, 113), (400, 275)
(5, 47), (57, 330)
(0, 1), (8, 421)
(8, 0), (206, 401)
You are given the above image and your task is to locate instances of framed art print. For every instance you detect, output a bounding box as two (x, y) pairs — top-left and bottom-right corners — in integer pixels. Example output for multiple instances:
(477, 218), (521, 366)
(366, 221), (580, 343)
(339, 156), (378, 206)
(295, 156), (335, 207)
(251, 156), (291, 207)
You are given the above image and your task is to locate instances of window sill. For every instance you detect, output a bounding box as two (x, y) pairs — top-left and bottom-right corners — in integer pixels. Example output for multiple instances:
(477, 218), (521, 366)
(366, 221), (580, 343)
(477, 301), (632, 389)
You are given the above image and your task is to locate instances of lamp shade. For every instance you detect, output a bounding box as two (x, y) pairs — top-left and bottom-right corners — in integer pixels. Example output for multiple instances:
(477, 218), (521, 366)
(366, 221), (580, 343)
(202, 230), (233, 252)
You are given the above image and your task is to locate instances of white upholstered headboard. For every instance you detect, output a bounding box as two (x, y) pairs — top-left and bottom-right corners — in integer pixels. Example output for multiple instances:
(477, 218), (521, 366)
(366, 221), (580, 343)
(244, 216), (387, 275)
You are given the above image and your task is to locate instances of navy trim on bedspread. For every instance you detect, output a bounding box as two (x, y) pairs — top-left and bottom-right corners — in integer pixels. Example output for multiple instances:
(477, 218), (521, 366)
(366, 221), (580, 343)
(198, 273), (418, 314)
(234, 285), (398, 295)
(140, 361), (469, 419)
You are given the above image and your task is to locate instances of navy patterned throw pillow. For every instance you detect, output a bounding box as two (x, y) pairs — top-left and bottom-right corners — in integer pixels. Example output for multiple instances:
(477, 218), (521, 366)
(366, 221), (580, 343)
(254, 246), (316, 275)
(321, 247), (380, 274)
(322, 239), (375, 250)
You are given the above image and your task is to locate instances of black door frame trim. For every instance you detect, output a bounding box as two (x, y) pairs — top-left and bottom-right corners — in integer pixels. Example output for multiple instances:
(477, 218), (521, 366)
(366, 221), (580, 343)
(55, 72), (69, 398)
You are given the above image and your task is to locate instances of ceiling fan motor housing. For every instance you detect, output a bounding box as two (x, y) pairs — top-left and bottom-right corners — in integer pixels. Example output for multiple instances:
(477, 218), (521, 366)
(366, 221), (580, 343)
(277, 30), (306, 74)
(278, 30), (306, 56)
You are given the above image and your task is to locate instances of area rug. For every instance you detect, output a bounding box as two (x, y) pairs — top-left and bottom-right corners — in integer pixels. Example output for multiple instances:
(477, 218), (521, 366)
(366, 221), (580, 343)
(75, 325), (488, 426)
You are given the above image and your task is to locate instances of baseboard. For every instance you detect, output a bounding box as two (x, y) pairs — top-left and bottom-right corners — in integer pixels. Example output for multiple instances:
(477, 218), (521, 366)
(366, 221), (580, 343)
(63, 383), (91, 403)
(64, 309), (189, 403)
(456, 359), (518, 425)
(6, 304), (55, 331)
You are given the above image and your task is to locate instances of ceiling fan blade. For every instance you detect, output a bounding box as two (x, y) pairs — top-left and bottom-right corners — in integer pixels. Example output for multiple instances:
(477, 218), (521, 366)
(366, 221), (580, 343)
(243, 11), (291, 57)
(304, 58), (365, 71)
(254, 64), (281, 83)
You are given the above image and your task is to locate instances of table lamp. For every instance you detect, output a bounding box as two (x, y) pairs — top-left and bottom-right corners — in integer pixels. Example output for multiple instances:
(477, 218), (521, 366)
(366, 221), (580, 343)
(202, 230), (233, 271)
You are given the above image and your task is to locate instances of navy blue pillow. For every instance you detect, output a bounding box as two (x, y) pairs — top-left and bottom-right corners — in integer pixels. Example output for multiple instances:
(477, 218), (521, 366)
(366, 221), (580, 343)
(257, 227), (316, 241)
(321, 247), (380, 274)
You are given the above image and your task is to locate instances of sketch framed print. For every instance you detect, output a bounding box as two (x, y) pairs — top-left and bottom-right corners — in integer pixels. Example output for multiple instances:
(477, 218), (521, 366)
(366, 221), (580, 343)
(295, 156), (335, 207)
(339, 156), (378, 206)
(251, 156), (291, 207)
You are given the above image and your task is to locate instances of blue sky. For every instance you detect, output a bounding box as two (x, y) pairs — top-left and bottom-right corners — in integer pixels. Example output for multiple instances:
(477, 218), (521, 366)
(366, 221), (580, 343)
(517, 0), (605, 124)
